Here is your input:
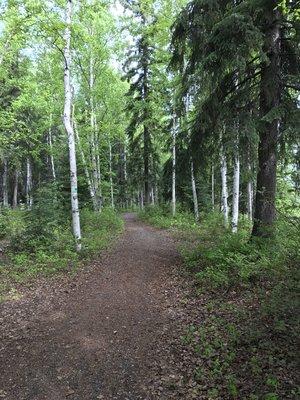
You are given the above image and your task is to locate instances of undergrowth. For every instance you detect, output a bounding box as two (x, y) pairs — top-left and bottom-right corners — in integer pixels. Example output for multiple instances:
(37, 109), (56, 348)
(140, 205), (300, 399)
(0, 186), (123, 300)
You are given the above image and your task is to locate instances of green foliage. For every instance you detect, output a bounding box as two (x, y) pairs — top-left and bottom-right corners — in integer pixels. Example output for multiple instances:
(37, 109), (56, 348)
(12, 183), (68, 253)
(141, 207), (299, 398)
(81, 208), (124, 256)
(0, 190), (123, 298)
(139, 204), (198, 229)
(0, 208), (25, 240)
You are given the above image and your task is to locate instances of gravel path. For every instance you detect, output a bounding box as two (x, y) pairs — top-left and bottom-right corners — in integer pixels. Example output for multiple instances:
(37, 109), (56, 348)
(0, 213), (182, 400)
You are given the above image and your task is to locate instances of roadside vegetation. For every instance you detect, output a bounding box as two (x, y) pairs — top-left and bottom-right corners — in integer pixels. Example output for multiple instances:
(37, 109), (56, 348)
(0, 185), (123, 301)
(140, 206), (299, 399)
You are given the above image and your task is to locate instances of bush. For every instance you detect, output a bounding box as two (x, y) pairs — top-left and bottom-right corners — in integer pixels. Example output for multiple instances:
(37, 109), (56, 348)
(11, 183), (68, 253)
(0, 185), (124, 295)
(140, 207), (299, 399)
(139, 204), (198, 230)
(0, 208), (25, 240)
(81, 207), (124, 256)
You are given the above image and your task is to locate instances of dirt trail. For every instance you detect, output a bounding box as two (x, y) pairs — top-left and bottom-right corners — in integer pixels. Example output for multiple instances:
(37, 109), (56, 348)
(0, 213), (182, 400)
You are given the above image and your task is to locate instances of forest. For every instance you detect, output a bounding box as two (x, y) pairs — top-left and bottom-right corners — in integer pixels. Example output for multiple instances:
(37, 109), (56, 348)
(0, 0), (299, 399)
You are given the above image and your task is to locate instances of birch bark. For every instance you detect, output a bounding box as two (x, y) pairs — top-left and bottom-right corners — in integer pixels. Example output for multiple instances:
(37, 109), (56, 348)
(140, 190), (144, 210)
(247, 159), (253, 221)
(48, 115), (56, 181)
(63, 0), (81, 251)
(171, 114), (176, 217)
(231, 147), (240, 233)
(89, 55), (101, 212)
(191, 160), (199, 222)
(2, 158), (8, 207)
(12, 169), (18, 209)
(26, 158), (33, 209)
(220, 146), (229, 227)
(109, 141), (114, 208)
(150, 187), (155, 205)
(74, 117), (97, 209)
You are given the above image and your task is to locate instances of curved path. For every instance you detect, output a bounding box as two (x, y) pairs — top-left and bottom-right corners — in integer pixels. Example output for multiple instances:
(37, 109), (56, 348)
(0, 213), (182, 400)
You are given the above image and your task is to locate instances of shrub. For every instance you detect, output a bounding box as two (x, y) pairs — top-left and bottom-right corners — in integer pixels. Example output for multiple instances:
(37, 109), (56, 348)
(81, 207), (124, 256)
(0, 208), (25, 240)
(0, 186), (124, 294)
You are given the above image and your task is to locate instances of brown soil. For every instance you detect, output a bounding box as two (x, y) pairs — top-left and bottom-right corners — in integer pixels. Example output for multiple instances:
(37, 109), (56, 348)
(0, 213), (184, 400)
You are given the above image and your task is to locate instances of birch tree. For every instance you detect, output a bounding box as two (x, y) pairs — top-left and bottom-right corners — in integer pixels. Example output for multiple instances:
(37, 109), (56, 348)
(2, 158), (9, 207)
(191, 160), (199, 222)
(48, 115), (56, 182)
(231, 137), (240, 233)
(171, 114), (176, 217)
(247, 160), (253, 221)
(12, 169), (18, 209)
(63, 0), (81, 251)
(109, 141), (114, 208)
(220, 147), (229, 227)
(26, 158), (33, 209)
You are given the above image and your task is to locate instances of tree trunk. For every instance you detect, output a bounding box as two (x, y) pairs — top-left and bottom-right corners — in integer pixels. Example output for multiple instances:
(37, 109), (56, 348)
(247, 157), (253, 221)
(63, 0), (81, 251)
(74, 117), (97, 210)
(2, 158), (9, 207)
(48, 116), (56, 181)
(122, 142), (128, 205)
(231, 148), (240, 233)
(171, 114), (176, 216)
(191, 160), (199, 222)
(95, 139), (102, 211)
(89, 55), (102, 212)
(109, 141), (114, 208)
(141, 30), (151, 206)
(211, 165), (215, 211)
(150, 187), (155, 205)
(143, 125), (150, 205)
(155, 183), (158, 205)
(220, 147), (229, 227)
(252, 5), (281, 237)
(140, 190), (144, 210)
(12, 169), (18, 209)
(26, 158), (33, 209)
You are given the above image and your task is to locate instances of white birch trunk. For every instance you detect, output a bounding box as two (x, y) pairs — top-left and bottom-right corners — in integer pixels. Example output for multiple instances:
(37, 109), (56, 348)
(48, 115), (56, 181)
(74, 117), (97, 209)
(109, 141), (114, 208)
(150, 187), (155, 205)
(12, 169), (18, 209)
(191, 160), (199, 222)
(63, 0), (81, 251)
(247, 160), (253, 221)
(220, 147), (229, 227)
(89, 57), (101, 212)
(2, 158), (9, 207)
(124, 145), (127, 182)
(26, 158), (33, 209)
(95, 144), (102, 210)
(140, 190), (144, 210)
(171, 115), (176, 217)
(231, 149), (240, 233)
(155, 183), (159, 205)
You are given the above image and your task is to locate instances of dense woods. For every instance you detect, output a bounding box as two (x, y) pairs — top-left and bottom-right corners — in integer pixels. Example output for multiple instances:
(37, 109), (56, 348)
(0, 0), (299, 399)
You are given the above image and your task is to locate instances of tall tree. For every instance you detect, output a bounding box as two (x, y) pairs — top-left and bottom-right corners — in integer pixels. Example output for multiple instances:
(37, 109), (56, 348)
(63, 0), (81, 251)
(171, 0), (300, 236)
(123, 0), (155, 205)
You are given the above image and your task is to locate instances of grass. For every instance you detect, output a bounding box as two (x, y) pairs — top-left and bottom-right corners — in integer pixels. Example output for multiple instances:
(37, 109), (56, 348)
(140, 205), (300, 399)
(0, 207), (124, 301)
